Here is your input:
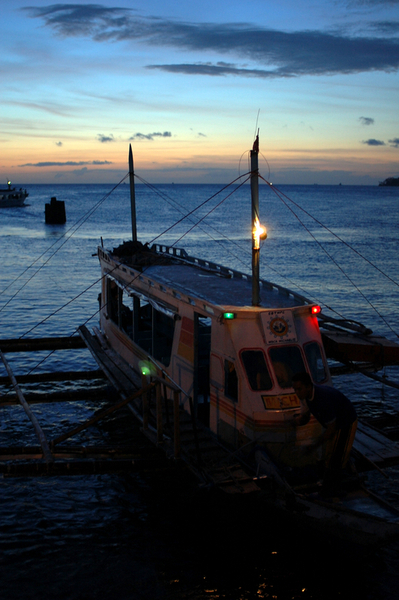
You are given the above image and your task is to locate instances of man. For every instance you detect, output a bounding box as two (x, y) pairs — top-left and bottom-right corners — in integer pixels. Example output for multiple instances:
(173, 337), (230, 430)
(291, 372), (358, 493)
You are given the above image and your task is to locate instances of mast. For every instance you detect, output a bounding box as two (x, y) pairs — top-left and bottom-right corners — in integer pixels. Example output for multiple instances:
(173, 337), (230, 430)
(129, 144), (137, 242)
(251, 135), (260, 306)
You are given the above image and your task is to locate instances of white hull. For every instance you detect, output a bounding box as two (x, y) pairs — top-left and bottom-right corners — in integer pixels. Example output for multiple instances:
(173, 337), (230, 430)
(98, 241), (330, 473)
(0, 186), (28, 208)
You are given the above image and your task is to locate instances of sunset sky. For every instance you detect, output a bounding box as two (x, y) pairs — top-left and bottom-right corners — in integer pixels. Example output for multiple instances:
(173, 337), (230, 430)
(2, 0), (399, 184)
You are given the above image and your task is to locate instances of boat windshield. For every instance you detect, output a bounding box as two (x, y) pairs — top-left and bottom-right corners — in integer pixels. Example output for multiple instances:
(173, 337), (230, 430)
(304, 342), (327, 383)
(241, 350), (273, 391)
(268, 346), (306, 389)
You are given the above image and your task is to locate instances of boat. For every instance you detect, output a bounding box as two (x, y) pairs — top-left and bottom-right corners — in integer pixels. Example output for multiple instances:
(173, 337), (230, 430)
(82, 137), (399, 548)
(0, 181), (29, 207)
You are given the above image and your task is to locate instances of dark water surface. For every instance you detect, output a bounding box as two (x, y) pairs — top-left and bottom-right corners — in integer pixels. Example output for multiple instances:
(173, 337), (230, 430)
(1, 182), (399, 598)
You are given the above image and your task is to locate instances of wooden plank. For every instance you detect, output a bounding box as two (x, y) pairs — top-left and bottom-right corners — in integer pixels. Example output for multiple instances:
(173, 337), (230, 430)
(0, 369), (104, 386)
(0, 387), (109, 406)
(0, 336), (86, 353)
(355, 422), (399, 459)
(0, 444), (158, 459)
(353, 421), (399, 469)
(322, 331), (399, 365)
(0, 457), (172, 477)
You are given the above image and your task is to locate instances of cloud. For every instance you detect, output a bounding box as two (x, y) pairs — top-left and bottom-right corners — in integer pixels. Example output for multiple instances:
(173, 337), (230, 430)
(129, 132), (172, 141)
(97, 134), (115, 143)
(359, 116), (374, 125)
(362, 138), (385, 145)
(344, 1), (399, 5)
(19, 160), (113, 167)
(388, 137), (399, 147)
(146, 62), (282, 78)
(73, 167), (88, 176)
(25, 4), (399, 79)
(369, 21), (399, 35)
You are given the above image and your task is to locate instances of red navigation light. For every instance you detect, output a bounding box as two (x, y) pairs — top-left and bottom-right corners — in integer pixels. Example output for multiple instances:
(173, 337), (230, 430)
(311, 305), (321, 315)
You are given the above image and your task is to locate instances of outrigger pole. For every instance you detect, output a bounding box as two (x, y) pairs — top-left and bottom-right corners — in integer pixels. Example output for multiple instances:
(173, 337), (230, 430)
(129, 144), (137, 242)
(251, 134), (261, 306)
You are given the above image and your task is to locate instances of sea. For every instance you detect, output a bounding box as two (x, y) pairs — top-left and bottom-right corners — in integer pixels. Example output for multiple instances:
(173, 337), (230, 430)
(1, 181), (399, 599)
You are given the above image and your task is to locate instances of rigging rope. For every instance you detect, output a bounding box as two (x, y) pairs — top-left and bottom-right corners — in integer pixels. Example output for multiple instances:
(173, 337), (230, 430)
(5, 164), (399, 377)
(260, 175), (399, 338)
(12, 173), (252, 374)
(0, 175), (129, 313)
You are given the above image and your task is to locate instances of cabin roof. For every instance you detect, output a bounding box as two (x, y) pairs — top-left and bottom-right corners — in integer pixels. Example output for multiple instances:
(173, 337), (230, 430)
(142, 262), (306, 309)
(107, 242), (309, 310)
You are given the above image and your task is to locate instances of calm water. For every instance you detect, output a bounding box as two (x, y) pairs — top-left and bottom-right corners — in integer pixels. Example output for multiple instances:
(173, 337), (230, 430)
(1, 181), (399, 598)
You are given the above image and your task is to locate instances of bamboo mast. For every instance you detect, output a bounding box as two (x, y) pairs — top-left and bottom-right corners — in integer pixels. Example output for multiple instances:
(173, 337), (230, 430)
(129, 144), (137, 242)
(251, 135), (260, 306)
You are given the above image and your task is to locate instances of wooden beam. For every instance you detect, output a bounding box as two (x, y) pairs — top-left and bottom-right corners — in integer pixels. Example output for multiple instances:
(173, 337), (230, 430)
(0, 457), (171, 477)
(0, 369), (104, 386)
(0, 336), (86, 353)
(0, 387), (110, 406)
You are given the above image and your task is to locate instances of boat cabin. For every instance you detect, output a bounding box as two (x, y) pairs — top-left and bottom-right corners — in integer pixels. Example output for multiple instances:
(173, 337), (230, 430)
(98, 240), (330, 470)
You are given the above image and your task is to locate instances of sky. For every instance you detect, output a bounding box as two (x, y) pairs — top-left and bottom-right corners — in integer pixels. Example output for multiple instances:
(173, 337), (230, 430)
(2, 0), (399, 184)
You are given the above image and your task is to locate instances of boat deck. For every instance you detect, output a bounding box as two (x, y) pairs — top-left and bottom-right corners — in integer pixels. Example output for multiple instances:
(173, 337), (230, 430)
(111, 244), (309, 310)
(145, 263), (305, 309)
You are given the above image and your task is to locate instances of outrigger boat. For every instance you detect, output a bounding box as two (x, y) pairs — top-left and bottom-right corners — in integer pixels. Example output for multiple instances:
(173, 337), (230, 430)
(83, 137), (399, 548)
(0, 181), (28, 208)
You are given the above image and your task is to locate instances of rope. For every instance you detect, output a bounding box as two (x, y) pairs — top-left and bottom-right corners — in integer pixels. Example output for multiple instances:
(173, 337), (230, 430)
(260, 176), (399, 338)
(4, 165), (399, 376)
(0, 175), (129, 312)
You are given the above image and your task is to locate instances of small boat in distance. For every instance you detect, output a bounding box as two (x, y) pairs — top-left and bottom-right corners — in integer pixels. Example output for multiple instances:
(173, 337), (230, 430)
(0, 181), (29, 207)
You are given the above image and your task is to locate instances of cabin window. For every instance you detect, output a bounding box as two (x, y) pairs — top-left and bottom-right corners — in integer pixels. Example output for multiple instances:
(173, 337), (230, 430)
(224, 359), (238, 401)
(152, 308), (175, 365)
(136, 297), (152, 353)
(268, 346), (305, 388)
(304, 342), (327, 383)
(241, 350), (273, 391)
(194, 315), (212, 425)
(135, 297), (175, 366)
(106, 277), (175, 367)
(120, 289), (134, 338)
(107, 279), (121, 325)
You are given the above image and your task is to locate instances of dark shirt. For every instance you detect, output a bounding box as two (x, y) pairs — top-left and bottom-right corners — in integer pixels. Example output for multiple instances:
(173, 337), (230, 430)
(306, 385), (357, 430)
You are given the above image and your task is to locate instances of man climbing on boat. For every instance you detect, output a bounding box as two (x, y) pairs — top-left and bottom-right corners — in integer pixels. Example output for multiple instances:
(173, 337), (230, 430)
(291, 372), (358, 494)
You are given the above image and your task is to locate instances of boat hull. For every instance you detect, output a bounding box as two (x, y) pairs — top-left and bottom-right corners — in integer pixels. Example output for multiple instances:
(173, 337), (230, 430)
(0, 189), (28, 208)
